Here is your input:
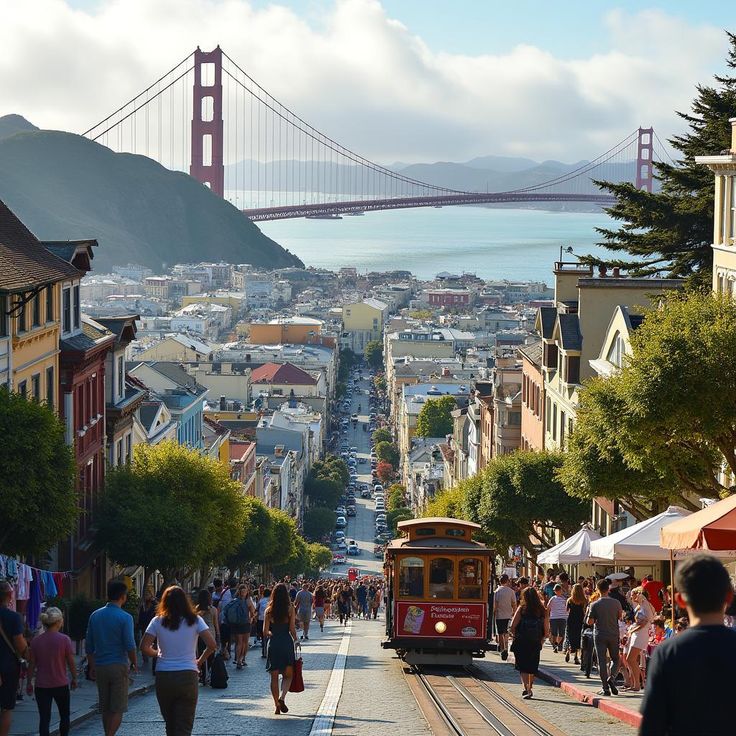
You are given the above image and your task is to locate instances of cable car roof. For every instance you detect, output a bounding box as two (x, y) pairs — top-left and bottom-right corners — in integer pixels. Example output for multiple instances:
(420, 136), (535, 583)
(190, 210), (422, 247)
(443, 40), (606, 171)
(397, 517), (481, 531)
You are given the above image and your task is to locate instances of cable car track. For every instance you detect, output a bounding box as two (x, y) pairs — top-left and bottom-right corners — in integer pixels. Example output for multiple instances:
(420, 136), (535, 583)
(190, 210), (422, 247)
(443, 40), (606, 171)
(411, 665), (561, 736)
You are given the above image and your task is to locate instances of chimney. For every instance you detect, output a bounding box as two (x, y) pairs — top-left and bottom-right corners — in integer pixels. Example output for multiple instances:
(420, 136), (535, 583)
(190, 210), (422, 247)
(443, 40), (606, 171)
(612, 266), (621, 278)
(731, 117), (736, 153)
(274, 444), (285, 457)
(219, 395), (226, 411)
(598, 264), (608, 277)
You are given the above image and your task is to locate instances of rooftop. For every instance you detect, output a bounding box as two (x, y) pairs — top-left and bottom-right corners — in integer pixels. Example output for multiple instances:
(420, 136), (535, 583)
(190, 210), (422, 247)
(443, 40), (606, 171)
(250, 361), (318, 385)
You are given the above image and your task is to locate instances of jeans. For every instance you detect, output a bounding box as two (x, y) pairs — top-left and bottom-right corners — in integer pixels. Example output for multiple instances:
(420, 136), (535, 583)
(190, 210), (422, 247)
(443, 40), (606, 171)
(35, 685), (70, 736)
(155, 670), (199, 736)
(594, 635), (620, 689)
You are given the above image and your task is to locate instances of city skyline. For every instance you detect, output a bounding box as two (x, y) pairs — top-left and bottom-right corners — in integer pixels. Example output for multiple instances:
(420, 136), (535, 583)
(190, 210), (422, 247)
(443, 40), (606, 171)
(1, 1), (732, 164)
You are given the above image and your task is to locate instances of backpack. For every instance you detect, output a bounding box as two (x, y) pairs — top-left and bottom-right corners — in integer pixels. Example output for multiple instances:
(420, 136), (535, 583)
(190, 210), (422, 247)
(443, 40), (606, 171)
(224, 600), (248, 626)
(516, 615), (544, 643)
(210, 653), (228, 689)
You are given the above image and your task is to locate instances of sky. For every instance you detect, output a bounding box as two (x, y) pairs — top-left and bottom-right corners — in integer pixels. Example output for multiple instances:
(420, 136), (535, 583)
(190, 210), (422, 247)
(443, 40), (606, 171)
(2, 0), (734, 163)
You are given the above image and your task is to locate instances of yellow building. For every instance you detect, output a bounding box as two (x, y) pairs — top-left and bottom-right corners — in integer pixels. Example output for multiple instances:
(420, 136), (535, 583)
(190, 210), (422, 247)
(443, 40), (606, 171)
(247, 316), (330, 346)
(696, 117), (736, 292)
(182, 292), (244, 312)
(0, 201), (82, 406)
(341, 298), (388, 353)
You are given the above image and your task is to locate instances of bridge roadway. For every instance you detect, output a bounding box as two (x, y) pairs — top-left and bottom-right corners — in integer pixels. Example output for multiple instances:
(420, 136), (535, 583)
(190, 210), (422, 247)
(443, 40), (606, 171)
(243, 192), (616, 221)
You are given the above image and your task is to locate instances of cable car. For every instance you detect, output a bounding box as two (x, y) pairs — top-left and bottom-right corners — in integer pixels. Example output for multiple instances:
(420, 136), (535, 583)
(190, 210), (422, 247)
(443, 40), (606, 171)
(381, 517), (493, 666)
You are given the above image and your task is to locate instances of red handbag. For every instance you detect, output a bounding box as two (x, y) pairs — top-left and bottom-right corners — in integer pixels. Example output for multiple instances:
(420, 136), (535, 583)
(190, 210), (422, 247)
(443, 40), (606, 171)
(289, 645), (304, 693)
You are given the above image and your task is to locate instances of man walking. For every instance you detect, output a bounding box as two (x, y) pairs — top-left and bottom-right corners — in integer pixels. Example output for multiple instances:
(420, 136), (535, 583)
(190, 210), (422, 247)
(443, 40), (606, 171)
(0, 580), (28, 736)
(356, 581), (368, 619)
(493, 574), (517, 661)
(294, 584), (314, 640)
(640, 554), (736, 735)
(86, 580), (137, 736)
(587, 578), (622, 696)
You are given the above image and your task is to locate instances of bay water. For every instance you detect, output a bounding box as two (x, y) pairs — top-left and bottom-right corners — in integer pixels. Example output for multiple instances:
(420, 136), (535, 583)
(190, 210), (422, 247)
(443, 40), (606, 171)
(259, 206), (614, 283)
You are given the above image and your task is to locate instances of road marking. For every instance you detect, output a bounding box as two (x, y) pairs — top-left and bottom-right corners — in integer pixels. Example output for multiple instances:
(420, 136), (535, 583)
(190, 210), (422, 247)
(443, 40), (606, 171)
(309, 621), (352, 736)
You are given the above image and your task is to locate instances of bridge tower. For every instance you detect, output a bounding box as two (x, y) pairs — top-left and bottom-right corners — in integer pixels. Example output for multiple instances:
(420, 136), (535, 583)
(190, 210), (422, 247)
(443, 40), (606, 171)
(190, 47), (224, 197)
(635, 127), (654, 193)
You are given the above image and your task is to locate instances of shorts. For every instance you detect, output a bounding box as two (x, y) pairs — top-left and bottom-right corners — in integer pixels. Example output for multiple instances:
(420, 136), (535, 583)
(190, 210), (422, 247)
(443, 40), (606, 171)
(495, 618), (510, 635)
(95, 663), (129, 713)
(230, 623), (251, 636)
(315, 607), (325, 618)
(550, 619), (567, 638)
(219, 622), (230, 643)
(0, 667), (20, 710)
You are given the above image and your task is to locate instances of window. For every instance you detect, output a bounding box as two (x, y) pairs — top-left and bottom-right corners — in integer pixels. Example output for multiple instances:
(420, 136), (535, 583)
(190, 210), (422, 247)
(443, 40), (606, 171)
(399, 557), (425, 598)
(552, 403), (558, 441)
(116, 439), (123, 466)
(415, 528), (436, 536)
(125, 433), (132, 464)
(567, 356), (580, 384)
(73, 285), (80, 329)
(18, 380), (27, 398)
(546, 398), (551, 430)
(31, 374), (40, 402)
(429, 558), (454, 599)
(508, 411), (521, 426)
(458, 558), (482, 599)
(32, 293), (40, 328)
(46, 285), (54, 322)
(445, 528), (466, 537)
(560, 410), (566, 446)
(62, 288), (71, 333)
(46, 366), (54, 407)
(117, 355), (124, 399)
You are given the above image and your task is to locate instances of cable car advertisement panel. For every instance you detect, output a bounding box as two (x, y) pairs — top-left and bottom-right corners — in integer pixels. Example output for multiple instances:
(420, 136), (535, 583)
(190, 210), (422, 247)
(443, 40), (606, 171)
(395, 601), (486, 639)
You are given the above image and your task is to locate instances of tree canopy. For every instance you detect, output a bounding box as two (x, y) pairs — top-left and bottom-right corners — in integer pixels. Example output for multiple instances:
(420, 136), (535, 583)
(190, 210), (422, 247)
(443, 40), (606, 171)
(372, 428), (392, 445)
(593, 32), (736, 283)
(415, 395), (456, 438)
(364, 340), (384, 368)
(387, 484), (406, 511)
(97, 441), (246, 581)
(375, 440), (399, 468)
(303, 507), (336, 540)
(0, 389), (77, 557)
(305, 455), (349, 508)
(376, 461), (395, 485)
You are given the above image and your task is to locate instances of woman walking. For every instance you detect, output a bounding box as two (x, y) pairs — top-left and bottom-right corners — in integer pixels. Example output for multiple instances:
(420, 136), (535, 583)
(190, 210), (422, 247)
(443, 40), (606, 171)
(510, 587), (549, 699)
(623, 587), (655, 692)
(313, 585), (327, 633)
(565, 584), (587, 665)
(141, 586), (216, 736)
(194, 590), (219, 685)
(26, 607), (76, 736)
(223, 585), (256, 669)
(263, 583), (297, 715)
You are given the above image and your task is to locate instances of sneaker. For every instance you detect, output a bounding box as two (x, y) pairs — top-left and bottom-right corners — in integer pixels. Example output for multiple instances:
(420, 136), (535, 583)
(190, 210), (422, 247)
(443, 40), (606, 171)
(521, 689), (528, 697)
(236, 663), (243, 671)
(607, 677), (618, 696)
(597, 689), (611, 696)
(565, 651), (570, 663)
(501, 649), (508, 661)
(522, 691), (533, 699)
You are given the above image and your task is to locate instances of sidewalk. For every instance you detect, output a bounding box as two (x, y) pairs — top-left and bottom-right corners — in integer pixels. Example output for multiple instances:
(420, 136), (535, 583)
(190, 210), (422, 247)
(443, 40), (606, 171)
(534, 643), (643, 729)
(9, 657), (155, 736)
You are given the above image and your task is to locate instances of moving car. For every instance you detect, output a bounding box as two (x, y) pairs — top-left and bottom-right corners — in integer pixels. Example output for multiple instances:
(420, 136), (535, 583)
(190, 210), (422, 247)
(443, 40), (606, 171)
(332, 554), (346, 565)
(347, 540), (360, 555)
(347, 506), (357, 517)
(361, 488), (372, 498)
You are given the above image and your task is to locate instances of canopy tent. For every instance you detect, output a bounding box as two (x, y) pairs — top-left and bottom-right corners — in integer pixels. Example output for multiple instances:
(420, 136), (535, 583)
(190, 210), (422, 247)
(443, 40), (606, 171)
(588, 506), (692, 561)
(660, 494), (736, 552)
(537, 524), (602, 565)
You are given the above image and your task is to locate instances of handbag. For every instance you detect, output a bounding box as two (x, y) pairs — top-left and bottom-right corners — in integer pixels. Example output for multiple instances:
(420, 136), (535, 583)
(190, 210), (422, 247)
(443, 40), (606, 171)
(289, 643), (304, 693)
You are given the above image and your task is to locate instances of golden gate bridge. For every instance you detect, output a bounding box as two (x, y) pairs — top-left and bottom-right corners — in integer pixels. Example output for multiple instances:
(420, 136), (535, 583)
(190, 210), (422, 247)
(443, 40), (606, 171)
(83, 47), (670, 222)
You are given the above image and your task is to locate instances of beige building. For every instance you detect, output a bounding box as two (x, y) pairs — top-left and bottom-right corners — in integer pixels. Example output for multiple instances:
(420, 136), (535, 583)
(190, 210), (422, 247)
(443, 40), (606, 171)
(135, 333), (215, 362)
(341, 298), (388, 353)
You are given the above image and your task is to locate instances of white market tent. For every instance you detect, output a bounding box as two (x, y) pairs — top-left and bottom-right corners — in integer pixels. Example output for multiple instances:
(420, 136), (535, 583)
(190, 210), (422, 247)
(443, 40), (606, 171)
(588, 506), (692, 561)
(537, 524), (602, 565)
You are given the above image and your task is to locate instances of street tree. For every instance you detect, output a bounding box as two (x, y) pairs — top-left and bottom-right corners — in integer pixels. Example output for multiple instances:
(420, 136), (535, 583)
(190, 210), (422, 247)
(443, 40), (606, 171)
(372, 428), (392, 445)
(375, 440), (400, 468)
(376, 461), (394, 485)
(228, 497), (274, 568)
(424, 482), (474, 520)
(415, 395), (456, 438)
(387, 507), (413, 533)
(303, 507), (336, 540)
(364, 340), (384, 369)
(387, 484), (406, 511)
(468, 451), (589, 558)
(593, 32), (736, 283)
(97, 441), (246, 583)
(264, 509), (298, 567)
(0, 389), (77, 557)
(308, 543), (334, 573)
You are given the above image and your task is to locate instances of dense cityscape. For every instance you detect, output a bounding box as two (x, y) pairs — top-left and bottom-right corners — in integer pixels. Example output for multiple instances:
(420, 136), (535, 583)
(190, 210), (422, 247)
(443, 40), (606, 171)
(2, 3), (736, 736)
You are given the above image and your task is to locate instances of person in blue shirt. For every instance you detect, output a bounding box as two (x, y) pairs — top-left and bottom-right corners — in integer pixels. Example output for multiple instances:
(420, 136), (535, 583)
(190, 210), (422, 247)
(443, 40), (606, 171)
(86, 580), (137, 736)
(0, 580), (28, 736)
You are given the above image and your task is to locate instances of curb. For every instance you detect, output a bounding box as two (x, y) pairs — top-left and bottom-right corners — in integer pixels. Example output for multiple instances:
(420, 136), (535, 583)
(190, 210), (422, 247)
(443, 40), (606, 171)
(45, 681), (155, 736)
(537, 667), (642, 730)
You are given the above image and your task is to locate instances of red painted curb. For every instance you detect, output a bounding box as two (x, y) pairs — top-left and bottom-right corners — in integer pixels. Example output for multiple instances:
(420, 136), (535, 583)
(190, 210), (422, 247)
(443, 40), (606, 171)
(538, 667), (642, 729)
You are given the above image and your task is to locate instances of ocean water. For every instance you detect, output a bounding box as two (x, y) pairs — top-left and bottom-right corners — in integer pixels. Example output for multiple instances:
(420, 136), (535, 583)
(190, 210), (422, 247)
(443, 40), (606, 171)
(259, 206), (614, 283)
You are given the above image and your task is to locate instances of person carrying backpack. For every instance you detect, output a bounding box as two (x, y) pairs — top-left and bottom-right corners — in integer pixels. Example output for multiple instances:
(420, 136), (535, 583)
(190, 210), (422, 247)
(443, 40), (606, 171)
(510, 587), (549, 699)
(223, 585), (255, 670)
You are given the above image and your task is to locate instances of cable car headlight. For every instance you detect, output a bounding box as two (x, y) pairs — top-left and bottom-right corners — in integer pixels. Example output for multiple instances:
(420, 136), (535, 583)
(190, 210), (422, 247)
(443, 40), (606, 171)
(434, 621), (447, 634)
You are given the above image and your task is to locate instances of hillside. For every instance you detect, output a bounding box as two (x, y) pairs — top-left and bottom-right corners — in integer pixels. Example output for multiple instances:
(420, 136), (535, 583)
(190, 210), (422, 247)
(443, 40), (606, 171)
(0, 116), (302, 273)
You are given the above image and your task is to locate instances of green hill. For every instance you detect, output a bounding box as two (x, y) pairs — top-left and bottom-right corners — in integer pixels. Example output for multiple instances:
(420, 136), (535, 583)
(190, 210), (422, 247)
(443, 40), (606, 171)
(0, 116), (302, 273)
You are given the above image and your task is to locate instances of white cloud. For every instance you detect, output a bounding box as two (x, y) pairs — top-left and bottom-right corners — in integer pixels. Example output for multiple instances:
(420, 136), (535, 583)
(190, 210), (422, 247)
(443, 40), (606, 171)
(0, 0), (728, 162)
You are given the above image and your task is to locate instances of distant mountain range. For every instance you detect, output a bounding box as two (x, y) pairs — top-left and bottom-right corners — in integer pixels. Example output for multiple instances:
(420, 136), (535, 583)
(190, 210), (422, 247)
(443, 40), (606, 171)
(0, 115), (302, 274)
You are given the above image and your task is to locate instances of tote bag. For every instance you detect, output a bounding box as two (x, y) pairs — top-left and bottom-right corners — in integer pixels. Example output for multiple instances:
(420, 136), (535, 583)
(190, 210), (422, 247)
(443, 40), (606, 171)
(289, 644), (304, 693)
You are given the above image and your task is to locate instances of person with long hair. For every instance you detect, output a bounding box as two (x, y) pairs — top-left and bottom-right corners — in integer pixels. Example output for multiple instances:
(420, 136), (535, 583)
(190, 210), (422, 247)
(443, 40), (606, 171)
(510, 587), (549, 699)
(313, 585), (327, 633)
(623, 586), (655, 692)
(263, 583), (297, 715)
(141, 586), (216, 736)
(565, 584), (588, 665)
(195, 590), (219, 685)
(26, 607), (76, 736)
(222, 584), (256, 670)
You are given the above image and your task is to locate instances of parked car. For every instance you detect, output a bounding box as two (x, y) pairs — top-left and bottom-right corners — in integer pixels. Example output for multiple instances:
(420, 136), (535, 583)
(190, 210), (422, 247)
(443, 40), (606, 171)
(358, 456), (368, 464)
(332, 554), (346, 565)
(334, 530), (346, 540)
(360, 488), (372, 498)
(347, 506), (356, 517)
(337, 539), (348, 550)
(336, 516), (347, 528)
(373, 484), (384, 493)
(336, 506), (346, 515)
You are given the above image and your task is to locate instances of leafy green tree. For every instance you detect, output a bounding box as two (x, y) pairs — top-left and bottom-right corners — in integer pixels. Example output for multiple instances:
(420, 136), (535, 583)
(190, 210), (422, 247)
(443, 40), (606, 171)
(308, 543), (334, 573)
(375, 440), (400, 468)
(468, 452), (589, 557)
(387, 484), (406, 511)
(228, 497), (275, 568)
(97, 441), (246, 582)
(387, 507), (413, 534)
(424, 482), (473, 519)
(264, 509), (298, 566)
(0, 389), (77, 556)
(593, 32), (736, 282)
(364, 340), (384, 369)
(338, 348), (357, 382)
(373, 375), (387, 393)
(372, 428), (392, 445)
(305, 454), (349, 508)
(303, 507), (337, 540)
(415, 395), (456, 438)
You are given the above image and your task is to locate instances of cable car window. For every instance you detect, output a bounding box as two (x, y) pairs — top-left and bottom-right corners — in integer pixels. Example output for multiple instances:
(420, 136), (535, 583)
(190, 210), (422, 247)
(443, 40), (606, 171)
(458, 558), (482, 599)
(429, 558), (454, 599)
(399, 557), (425, 598)
(445, 529), (466, 537)
(415, 528), (436, 536)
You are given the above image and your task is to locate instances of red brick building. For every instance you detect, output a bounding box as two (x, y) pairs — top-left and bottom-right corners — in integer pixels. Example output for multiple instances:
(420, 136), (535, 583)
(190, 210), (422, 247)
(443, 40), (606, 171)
(426, 288), (472, 308)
